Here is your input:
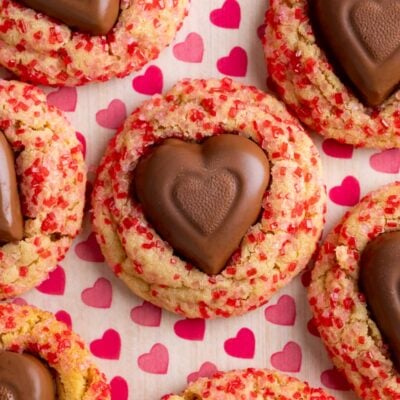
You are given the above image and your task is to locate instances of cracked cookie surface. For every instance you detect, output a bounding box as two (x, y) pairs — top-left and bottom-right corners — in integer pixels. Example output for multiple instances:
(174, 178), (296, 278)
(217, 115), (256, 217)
(0, 80), (86, 299)
(0, 0), (189, 86)
(92, 78), (326, 319)
(309, 182), (400, 399)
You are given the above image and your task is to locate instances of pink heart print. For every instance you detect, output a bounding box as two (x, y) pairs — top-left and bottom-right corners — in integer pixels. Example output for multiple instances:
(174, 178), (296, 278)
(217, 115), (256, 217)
(96, 99), (127, 130)
(81, 278), (112, 309)
(47, 87), (77, 112)
(187, 362), (219, 383)
(174, 318), (206, 341)
(370, 149), (400, 174)
(110, 376), (129, 400)
(264, 295), (296, 326)
(307, 317), (320, 337)
(224, 328), (255, 359)
(137, 343), (169, 374)
(329, 176), (361, 207)
(75, 232), (105, 263)
(12, 298), (27, 306)
(55, 310), (72, 328)
(217, 47), (248, 77)
(210, 0), (241, 29)
(132, 66), (164, 95)
(130, 301), (162, 327)
(36, 265), (66, 295)
(173, 33), (204, 63)
(75, 132), (86, 159)
(270, 342), (302, 373)
(90, 329), (121, 360)
(322, 139), (354, 159)
(320, 368), (352, 391)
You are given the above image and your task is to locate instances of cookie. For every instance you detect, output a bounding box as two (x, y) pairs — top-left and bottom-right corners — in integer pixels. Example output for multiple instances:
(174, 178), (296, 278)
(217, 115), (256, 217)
(309, 182), (400, 399)
(0, 302), (110, 399)
(92, 78), (326, 319)
(0, 80), (86, 299)
(0, 0), (189, 86)
(264, 0), (400, 149)
(162, 368), (335, 399)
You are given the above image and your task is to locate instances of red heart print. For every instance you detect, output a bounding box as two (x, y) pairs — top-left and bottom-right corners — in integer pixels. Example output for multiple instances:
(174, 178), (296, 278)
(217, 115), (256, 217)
(370, 149), (400, 174)
(217, 47), (248, 77)
(75, 232), (105, 263)
(270, 341), (302, 372)
(55, 310), (72, 328)
(132, 66), (163, 95)
(75, 132), (86, 159)
(81, 278), (112, 309)
(90, 329), (121, 360)
(36, 265), (66, 295)
(173, 33), (204, 63)
(47, 87), (77, 112)
(264, 295), (296, 326)
(301, 269), (312, 287)
(96, 99), (127, 130)
(210, 0), (241, 29)
(322, 139), (354, 159)
(187, 362), (218, 383)
(110, 376), (129, 400)
(257, 24), (266, 42)
(130, 301), (162, 327)
(321, 368), (352, 391)
(137, 344), (169, 374)
(224, 328), (255, 359)
(12, 298), (27, 306)
(307, 318), (320, 337)
(174, 318), (206, 341)
(329, 176), (360, 206)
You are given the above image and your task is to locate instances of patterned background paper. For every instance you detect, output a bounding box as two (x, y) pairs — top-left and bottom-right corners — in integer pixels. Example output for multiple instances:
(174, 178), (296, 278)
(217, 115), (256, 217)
(4, 0), (400, 399)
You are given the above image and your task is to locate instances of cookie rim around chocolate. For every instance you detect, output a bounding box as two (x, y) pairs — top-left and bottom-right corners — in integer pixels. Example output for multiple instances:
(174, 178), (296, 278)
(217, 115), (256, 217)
(309, 181), (400, 399)
(92, 77), (326, 319)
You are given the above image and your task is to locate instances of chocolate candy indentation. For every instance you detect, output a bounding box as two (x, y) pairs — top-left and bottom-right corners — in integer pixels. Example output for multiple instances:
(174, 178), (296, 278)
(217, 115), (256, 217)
(0, 352), (56, 400)
(360, 231), (400, 368)
(0, 133), (23, 244)
(309, 0), (400, 106)
(134, 135), (270, 276)
(19, 0), (120, 36)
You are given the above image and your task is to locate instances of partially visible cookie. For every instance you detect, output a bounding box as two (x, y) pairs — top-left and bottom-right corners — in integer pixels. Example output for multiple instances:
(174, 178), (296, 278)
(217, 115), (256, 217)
(163, 368), (335, 399)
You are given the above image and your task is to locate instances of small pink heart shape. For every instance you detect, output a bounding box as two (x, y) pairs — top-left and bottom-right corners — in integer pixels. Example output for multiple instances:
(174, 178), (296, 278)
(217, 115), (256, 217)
(137, 343), (169, 374)
(132, 66), (163, 95)
(36, 265), (66, 295)
(264, 295), (296, 326)
(47, 87), (77, 112)
(75, 232), (105, 263)
(96, 99), (127, 130)
(370, 148), (400, 174)
(174, 318), (206, 341)
(329, 176), (360, 207)
(270, 342), (302, 373)
(322, 139), (354, 159)
(130, 301), (162, 327)
(81, 278), (112, 309)
(173, 33), (204, 63)
(90, 329), (121, 360)
(217, 47), (248, 77)
(12, 298), (27, 306)
(321, 368), (352, 391)
(224, 328), (255, 359)
(257, 24), (266, 41)
(307, 318), (320, 337)
(110, 376), (129, 400)
(75, 132), (86, 159)
(187, 362), (218, 383)
(55, 310), (72, 328)
(210, 0), (241, 29)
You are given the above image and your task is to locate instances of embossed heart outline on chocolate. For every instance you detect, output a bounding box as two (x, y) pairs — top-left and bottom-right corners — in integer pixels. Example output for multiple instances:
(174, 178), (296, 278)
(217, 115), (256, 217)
(133, 135), (270, 275)
(309, 0), (400, 106)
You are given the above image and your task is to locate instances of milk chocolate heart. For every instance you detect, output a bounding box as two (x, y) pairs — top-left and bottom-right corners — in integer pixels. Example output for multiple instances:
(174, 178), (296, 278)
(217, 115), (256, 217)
(19, 0), (120, 35)
(309, 0), (400, 106)
(360, 231), (400, 368)
(133, 135), (270, 275)
(0, 133), (23, 243)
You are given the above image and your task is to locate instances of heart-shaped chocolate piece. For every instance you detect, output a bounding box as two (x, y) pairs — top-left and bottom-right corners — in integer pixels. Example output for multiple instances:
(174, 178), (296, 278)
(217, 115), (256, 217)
(360, 231), (400, 368)
(19, 0), (120, 35)
(0, 133), (23, 243)
(133, 135), (270, 275)
(309, 0), (400, 106)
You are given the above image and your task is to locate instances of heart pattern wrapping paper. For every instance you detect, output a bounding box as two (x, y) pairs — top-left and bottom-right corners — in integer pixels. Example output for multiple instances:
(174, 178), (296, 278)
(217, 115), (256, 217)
(1, 0), (399, 399)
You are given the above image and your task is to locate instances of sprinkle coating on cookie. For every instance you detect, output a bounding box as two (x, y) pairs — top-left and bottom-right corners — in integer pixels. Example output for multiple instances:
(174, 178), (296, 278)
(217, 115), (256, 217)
(92, 78), (326, 319)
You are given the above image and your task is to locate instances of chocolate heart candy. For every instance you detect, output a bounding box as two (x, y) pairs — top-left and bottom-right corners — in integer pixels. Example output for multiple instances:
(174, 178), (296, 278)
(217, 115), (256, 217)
(360, 231), (400, 368)
(0, 133), (23, 243)
(309, 0), (400, 106)
(0, 352), (56, 400)
(134, 135), (270, 275)
(19, 0), (120, 35)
